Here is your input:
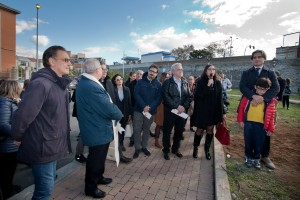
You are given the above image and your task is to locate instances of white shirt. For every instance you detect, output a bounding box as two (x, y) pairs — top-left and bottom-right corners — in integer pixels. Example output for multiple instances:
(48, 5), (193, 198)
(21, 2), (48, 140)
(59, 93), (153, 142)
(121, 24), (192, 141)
(173, 77), (182, 97)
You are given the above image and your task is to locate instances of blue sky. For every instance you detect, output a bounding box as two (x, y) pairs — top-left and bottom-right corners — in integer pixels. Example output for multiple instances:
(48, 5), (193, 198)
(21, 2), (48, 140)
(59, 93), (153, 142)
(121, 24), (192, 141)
(2, 0), (300, 64)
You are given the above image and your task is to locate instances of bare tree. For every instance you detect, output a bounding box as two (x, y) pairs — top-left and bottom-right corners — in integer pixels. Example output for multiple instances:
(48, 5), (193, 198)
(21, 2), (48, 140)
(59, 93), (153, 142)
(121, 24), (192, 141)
(171, 44), (195, 60)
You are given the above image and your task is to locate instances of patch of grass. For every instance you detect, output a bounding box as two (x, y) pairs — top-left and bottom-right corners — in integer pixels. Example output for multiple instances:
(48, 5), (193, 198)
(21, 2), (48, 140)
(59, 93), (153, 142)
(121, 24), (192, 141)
(226, 159), (291, 200)
(225, 92), (300, 200)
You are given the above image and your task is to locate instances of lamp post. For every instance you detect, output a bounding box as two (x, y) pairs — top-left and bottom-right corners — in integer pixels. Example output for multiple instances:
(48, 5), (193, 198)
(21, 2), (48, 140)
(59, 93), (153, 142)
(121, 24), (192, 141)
(244, 45), (255, 56)
(229, 36), (238, 56)
(35, 4), (40, 72)
(272, 58), (278, 72)
(206, 55), (211, 65)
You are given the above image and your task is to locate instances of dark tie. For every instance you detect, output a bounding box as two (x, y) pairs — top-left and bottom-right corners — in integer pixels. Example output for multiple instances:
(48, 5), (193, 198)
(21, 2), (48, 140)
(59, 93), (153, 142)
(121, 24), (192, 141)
(255, 68), (260, 77)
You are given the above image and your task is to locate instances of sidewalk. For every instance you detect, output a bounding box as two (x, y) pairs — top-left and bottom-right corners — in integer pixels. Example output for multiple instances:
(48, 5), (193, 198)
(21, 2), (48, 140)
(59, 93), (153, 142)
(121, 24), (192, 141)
(9, 127), (230, 200)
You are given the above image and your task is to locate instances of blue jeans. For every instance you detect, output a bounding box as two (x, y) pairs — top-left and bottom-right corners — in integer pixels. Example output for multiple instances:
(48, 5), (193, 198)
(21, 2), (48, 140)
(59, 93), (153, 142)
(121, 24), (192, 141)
(31, 161), (57, 200)
(244, 122), (266, 159)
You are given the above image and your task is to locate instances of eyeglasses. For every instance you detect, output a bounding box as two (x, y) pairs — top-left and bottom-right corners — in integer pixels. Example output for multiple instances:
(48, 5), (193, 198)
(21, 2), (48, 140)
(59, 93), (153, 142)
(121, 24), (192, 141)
(207, 68), (215, 71)
(102, 68), (108, 71)
(149, 69), (158, 74)
(116, 78), (123, 81)
(54, 58), (72, 63)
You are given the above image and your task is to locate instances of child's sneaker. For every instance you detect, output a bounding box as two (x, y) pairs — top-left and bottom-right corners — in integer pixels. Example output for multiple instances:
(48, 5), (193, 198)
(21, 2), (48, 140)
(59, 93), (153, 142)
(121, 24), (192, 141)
(245, 157), (253, 168)
(253, 159), (261, 170)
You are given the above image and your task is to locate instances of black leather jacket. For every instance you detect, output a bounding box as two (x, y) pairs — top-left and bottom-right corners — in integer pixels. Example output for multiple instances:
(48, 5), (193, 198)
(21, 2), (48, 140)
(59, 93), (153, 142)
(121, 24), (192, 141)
(162, 77), (192, 111)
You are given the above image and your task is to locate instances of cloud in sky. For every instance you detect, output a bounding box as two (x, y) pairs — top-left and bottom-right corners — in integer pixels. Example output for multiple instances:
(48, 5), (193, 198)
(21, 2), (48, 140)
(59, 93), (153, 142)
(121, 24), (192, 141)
(193, 0), (201, 4)
(279, 12), (298, 19)
(133, 26), (283, 58)
(83, 46), (120, 57)
(279, 16), (300, 32)
(186, 0), (276, 27)
(129, 32), (138, 37)
(16, 45), (42, 58)
(161, 4), (169, 10)
(16, 18), (48, 34)
(31, 35), (50, 46)
(184, 19), (192, 24)
(127, 16), (134, 24)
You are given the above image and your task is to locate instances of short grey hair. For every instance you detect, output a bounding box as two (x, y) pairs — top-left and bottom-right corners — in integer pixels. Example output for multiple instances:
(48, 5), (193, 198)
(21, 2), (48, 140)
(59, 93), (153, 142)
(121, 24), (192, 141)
(170, 63), (182, 73)
(83, 59), (101, 74)
(136, 70), (144, 74)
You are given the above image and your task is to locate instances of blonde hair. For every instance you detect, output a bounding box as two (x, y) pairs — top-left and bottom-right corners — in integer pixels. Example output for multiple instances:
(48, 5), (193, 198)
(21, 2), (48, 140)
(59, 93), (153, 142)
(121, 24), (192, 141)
(0, 80), (21, 100)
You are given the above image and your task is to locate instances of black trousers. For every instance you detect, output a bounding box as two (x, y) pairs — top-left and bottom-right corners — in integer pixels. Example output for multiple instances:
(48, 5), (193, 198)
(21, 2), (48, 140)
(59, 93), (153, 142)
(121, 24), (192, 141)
(85, 143), (110, 192)
(282, 96), (290, 108)
(0, 152), (18, 199)
(261, 135), (270, 158)
(162, 109), (185, 154)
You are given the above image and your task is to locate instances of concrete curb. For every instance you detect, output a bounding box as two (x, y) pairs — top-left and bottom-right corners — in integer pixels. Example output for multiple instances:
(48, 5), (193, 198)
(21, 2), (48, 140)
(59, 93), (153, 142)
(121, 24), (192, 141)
(9, 161), (85, 200)
(214, 138), (232, 200)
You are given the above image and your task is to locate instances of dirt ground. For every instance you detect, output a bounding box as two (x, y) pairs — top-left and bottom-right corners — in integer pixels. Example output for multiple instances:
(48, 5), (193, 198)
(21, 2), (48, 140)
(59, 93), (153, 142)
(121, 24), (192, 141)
(223, 117), (300, 199)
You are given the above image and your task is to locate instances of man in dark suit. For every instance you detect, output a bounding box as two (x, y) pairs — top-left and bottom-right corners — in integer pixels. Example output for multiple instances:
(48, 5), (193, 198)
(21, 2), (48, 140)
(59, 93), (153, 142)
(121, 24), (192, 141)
(239, 50), (279, 169)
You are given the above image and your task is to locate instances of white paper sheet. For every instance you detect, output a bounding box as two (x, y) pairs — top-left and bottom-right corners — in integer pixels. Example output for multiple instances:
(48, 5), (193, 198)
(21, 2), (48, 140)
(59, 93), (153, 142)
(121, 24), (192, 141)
(171, 109), (189, 119)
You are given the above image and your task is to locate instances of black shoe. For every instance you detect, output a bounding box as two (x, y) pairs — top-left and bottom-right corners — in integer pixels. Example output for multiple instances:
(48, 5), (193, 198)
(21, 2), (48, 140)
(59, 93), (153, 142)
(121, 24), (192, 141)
(193, 147), (198, 158)
(75, 154), (87, 163)
(181, 135), (184, 140)
(150, 131), (155, 137)
(129, 141), (134, 147)
(97, 177), (112, 185)
(85, 188), (106, 198)
(164, 153), (170, 160)
(133, 149), (141, 159)
(172, 151), (183, 158)
(205, 151), (211, 160)
(142, 148), (151, 156)
(190, 127), (195, 132)
(120, 155), (133, 163)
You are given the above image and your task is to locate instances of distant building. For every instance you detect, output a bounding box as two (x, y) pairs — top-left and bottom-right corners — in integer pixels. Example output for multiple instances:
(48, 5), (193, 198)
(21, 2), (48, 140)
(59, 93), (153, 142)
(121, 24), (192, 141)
(0, 3), (21, 79)
(16, 56), (42, 79)
(141, 51), (176, 63)
(276, 45), (300, 60)
(122, 56), (140, 64)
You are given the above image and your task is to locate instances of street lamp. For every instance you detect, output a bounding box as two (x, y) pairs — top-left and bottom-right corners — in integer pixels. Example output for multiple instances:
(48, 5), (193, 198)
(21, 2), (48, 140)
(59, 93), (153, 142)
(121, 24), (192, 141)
(35, 4), (40, 72)
(206, 55), (211, 65)
(272, 57), (278, 72)
(244, 45), (255, 56)
(229, 36), (238, 56)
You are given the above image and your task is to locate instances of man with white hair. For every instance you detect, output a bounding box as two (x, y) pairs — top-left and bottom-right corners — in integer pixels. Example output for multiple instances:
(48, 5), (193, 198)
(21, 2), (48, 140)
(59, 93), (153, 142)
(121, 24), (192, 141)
(162, 63), (192, 160)
(76, 59), (123, 198)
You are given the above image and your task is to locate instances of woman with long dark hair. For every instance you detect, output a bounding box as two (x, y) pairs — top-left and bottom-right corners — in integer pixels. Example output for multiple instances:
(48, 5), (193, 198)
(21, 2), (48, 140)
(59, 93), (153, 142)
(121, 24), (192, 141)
(111, 74), (132, 152)
(191, 64), (225, 160)
(0, 80), (22, 199)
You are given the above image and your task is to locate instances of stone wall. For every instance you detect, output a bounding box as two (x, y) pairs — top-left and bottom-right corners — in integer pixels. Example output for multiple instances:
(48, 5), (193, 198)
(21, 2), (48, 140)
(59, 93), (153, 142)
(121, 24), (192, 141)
(110, 56), (300, 93)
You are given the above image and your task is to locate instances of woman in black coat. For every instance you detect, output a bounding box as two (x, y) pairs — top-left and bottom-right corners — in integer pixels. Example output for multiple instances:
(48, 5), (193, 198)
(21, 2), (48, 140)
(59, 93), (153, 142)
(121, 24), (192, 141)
(112, 74), (132, 151)
(191, 64), (225, 160)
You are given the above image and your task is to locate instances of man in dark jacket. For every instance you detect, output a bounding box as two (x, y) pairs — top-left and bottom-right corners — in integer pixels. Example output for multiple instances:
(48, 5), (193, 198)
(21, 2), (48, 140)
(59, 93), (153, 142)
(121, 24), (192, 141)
(162, 63), (192, 160)
(275, 71), (286, 101)
(99, 63), (132, 164)
(12, 46), (72, 199)
(76, 59), (123, 198)
(239, 49), (279, 170)
(132, 64), (162, 159)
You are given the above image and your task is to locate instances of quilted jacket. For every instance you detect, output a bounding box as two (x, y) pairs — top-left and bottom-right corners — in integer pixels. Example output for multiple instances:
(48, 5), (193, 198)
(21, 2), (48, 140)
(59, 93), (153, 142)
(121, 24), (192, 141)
(237, 96), (277, 132)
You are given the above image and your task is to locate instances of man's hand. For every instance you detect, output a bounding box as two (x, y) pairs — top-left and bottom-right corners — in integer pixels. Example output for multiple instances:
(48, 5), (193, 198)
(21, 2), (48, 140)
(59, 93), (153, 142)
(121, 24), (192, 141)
(239, 122), (244, 128)
(13, 140), (21, 146)
(251, 95), (264, 106)
(143, 105), (150, 113)
(177, 105), (185, 114)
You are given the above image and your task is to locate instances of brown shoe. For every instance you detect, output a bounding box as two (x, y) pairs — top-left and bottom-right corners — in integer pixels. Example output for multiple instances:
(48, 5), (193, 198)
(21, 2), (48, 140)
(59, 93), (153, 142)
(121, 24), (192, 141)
(155, 139), (162, 148)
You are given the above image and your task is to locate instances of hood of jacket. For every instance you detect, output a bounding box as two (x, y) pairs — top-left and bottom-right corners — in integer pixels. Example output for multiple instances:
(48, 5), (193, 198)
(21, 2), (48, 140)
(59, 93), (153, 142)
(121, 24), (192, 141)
(31, 67), (72, 90)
